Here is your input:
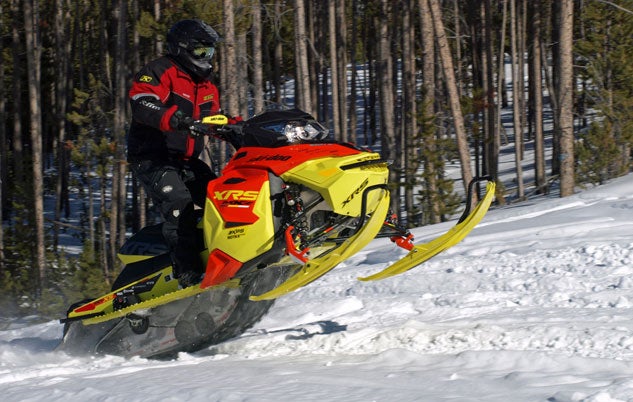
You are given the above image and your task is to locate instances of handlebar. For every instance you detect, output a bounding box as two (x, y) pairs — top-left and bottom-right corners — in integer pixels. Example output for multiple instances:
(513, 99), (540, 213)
(188, 114), (230, 137)
(188, 114), (243, 149)
(201, 115), (229, 125)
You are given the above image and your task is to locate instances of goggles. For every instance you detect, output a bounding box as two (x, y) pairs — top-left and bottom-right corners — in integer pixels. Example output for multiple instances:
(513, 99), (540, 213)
(191, 46), (215, 60)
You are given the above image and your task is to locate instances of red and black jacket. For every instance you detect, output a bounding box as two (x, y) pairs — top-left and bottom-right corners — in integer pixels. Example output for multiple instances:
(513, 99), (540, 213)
(127, 55), (220, 162)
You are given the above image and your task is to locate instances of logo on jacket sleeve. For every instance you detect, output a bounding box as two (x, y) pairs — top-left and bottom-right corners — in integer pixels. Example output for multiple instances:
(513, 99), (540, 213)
(139, 75), (153, 83)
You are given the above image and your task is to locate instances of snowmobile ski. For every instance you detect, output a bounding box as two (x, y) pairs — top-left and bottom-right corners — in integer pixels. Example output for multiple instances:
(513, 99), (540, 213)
(359, 178), (495, 281)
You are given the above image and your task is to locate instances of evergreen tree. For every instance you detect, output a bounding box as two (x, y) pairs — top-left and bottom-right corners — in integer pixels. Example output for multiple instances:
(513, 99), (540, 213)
(576, 1), (633, 182)
(576, 121), (623, 185)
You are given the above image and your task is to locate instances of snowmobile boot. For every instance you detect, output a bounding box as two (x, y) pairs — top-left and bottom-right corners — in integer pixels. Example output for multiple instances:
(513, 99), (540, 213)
(177, 270), (203, 288)
(170, 244), (205, 288)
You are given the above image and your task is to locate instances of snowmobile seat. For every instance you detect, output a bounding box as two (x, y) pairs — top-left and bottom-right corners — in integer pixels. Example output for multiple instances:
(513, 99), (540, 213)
(118, 223), (170, 258)
(111, 252), (172, 291)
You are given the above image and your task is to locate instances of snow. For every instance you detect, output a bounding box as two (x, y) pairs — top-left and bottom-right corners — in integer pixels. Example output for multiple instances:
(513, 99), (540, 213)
(2, 174), (633, 401)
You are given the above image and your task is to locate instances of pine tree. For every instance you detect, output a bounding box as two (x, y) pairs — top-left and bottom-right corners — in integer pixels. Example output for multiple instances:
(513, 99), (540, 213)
(576, 121), (623, 185)
(576, 1), (633, 182)
(66, 75), (114, 284)
(60, 245), (110, 308)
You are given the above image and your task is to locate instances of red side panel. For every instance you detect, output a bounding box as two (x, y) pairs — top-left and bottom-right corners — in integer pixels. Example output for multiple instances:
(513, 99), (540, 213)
(201, 249), (243, 288)
(207, 168), (268, 227)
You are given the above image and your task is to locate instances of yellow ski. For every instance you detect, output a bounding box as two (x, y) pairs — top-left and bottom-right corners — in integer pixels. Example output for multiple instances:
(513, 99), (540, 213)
(359, 180), (495, 281)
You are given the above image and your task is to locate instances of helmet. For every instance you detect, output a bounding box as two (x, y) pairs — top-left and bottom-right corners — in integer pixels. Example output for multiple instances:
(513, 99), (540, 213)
(166, 19), (220, 80)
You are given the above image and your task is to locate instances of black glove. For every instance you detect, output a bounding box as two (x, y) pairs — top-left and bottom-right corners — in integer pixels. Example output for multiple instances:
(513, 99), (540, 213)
(169, 110), (194, 131)
(216, 124), (244, 149)
(190, 122), (212, 137)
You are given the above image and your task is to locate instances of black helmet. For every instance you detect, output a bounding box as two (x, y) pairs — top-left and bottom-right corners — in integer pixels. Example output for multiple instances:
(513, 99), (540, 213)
(167, 19), (220, 80)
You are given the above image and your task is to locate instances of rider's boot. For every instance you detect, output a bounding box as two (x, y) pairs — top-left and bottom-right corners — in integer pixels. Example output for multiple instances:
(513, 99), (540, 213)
(171, 250), (204, 288)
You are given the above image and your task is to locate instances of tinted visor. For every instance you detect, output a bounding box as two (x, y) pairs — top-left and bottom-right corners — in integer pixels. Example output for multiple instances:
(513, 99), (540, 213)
(191, 46), (215, 60)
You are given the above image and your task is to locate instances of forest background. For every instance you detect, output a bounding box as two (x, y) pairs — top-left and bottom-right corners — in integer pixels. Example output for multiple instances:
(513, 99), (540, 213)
(0, 0), (632, 318)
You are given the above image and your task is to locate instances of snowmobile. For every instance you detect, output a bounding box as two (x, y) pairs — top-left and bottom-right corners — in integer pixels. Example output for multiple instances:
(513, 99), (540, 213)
(58, 109), (496, 359)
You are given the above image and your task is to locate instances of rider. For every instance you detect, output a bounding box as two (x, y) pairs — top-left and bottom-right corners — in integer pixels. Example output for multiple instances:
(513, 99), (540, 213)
(127, 19), (222, 288)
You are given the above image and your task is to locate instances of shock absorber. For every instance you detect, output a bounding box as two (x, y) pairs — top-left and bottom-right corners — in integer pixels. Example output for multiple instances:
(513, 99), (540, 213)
(284, 184), (308, 235)
(282, 184), (310, 263)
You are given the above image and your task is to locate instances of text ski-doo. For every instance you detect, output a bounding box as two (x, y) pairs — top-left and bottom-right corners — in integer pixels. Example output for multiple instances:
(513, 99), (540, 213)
(58, 109), (496, 359)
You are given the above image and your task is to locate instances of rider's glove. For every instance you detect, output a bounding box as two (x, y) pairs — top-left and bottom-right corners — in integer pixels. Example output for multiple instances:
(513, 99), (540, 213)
(190, 122), (211, 137)
(169, 110), (194, 131)
(216, 122), (244, 149)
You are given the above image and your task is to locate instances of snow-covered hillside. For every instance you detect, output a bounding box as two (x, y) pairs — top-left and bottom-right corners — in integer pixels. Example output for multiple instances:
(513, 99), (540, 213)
(2, 173), (633, 401)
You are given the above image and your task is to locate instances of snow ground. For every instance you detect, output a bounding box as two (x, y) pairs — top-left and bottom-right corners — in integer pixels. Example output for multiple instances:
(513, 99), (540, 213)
(2, 173), (633, 401)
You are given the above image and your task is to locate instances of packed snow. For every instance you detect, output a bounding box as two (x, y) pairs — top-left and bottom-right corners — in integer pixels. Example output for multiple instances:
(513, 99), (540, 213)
(2, 173), (633, 401)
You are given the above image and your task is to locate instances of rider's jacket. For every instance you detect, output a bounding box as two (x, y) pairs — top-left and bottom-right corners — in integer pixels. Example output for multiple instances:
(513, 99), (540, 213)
(127, 56), (220, 162)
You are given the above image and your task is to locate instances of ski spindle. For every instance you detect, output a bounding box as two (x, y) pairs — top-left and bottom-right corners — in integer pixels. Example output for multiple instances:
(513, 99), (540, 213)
(284, 225), (311, 264)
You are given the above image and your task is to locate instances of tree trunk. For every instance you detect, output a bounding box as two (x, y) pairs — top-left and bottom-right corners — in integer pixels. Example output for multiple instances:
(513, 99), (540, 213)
(130, 0), (147, 232)
(0, 1), (5, 274)
(99, 175), (108, 281)
(294, 0), (313, 114)
(453, 0), (463, 97)
(336, 0), (348, 142)
(306, 1), (320, 118)
(53, 0), (72, 253)
(403, 0), (417, 224)
(530, 0), (547, 194)
(110, 0), (128, 282)
(419, 0), (440, 224)
(88, 165), (95, 259)
(23, 0), (46, 292)
(328, 0), (341, 141)
(273, 0), (283, 105)
(219, 0), (238, 169)
(237, 31), (249, 117)
(549, 0), (561, 176)
(558, 0), (575, 197)
(223, 0), (239, 116)
(518, 0), (527, 150)
(349, 0), (359, 142)
(428, 0), (474, 196)
(497, 0), (509, 149)
(510, 0), (525, 200)
(377, 0), (398, 213)
(11, 0), (24, 184)
(251, 0), (265, 115)
(466, 1), (482, 185)
(483, 0), (497, 182)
